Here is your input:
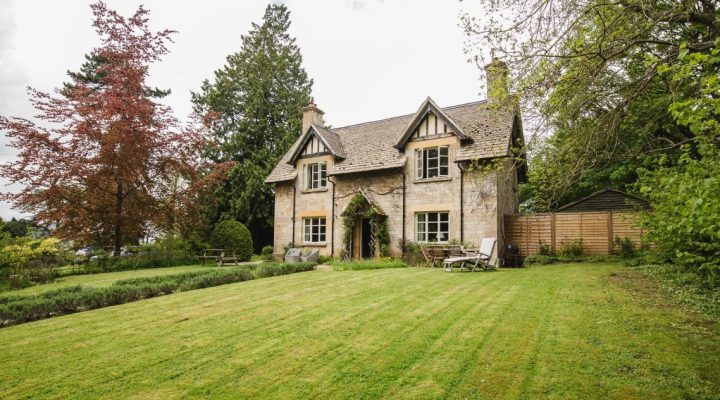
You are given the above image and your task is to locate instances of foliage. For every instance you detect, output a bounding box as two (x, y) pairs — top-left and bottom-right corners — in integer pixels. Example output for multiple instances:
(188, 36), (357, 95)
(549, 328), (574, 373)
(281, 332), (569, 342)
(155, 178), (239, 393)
(82, 236), (197, 274)
(613, 237), (637, 258)
(463, 1), (720, 211)
(0, 238), (68, 285)
(1, 218), (31, 238)
(192, 4), (313, 251)
(538, 241), (554, 257)
(341, 193), (390, 259)
(0, 261), (315, 327)
(209, 220), (254, 262)
(331, 258), (407, 271)
(559, 239), (584, 257)
(260, 245), (274, 261)
(636, 40), (720, 283)
(0, 2), (230, 254)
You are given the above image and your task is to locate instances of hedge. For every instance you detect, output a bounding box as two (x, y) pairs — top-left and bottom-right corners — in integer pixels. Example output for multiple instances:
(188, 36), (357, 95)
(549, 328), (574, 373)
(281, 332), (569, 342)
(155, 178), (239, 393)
(0, 262), (315, 328)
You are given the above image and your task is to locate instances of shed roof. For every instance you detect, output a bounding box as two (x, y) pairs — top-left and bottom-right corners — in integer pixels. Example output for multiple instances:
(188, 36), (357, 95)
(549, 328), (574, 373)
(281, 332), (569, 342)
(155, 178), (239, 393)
(556, 189), (650, 212)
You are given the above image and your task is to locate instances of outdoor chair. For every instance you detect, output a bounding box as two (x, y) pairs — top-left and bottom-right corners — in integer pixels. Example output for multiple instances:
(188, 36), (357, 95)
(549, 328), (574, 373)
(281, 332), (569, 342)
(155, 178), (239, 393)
(300, 249), (319, 263)
(446, 245), (464, 258)
(421, 245), (445, 268)
(443, 238), (496, 272)
(285, 248), (302, 264)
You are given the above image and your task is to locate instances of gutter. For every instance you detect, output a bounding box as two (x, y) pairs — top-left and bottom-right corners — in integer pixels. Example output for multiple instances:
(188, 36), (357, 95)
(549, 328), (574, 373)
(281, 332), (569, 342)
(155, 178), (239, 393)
(292, 185), (297, 246)
(460, 165), (464, 244)
(328, 175), (336, 256)
(402, 172), (406, 255)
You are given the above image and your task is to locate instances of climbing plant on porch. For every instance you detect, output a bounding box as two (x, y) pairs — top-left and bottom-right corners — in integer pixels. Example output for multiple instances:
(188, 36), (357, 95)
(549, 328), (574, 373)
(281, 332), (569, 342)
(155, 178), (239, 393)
(341, 193), (390, 260)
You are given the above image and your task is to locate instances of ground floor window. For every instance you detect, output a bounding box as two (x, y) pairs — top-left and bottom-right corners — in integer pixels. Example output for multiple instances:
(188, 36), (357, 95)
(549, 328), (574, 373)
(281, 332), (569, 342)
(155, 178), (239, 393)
(415, 212), (449, 242)
(303, 217), (327, 243)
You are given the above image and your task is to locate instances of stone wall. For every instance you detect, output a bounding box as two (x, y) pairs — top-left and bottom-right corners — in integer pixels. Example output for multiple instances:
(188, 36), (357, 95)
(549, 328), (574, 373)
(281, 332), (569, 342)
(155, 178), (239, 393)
(271, 138), (520, 263)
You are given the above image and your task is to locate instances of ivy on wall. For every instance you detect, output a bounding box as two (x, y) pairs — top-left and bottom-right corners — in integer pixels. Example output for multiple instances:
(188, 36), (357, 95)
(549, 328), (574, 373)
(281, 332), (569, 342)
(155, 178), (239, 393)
(341, 193), (390, 260)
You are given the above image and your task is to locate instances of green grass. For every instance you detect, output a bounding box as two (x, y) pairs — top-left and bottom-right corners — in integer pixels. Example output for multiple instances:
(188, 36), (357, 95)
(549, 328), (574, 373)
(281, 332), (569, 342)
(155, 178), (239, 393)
(0, 263), (718, 399)
(2, 265), (222, 297)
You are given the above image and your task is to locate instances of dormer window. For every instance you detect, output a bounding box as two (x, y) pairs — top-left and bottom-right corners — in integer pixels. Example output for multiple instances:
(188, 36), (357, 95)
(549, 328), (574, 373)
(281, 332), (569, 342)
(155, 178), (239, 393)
(416, 146), (449, 180)
(306, 162), (327, 190)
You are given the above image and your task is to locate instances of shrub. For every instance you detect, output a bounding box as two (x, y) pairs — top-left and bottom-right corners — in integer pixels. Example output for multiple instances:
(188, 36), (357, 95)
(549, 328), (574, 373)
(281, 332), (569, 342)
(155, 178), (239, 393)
(613, 236), (637, 258)
(538, 241), (554, 256)
(559, 239), (584, 257)
(333, 258), (407, 271)
(82, 236), (196, 274)
(0, 238), (67, 285)
(261, 245), (274, 261)
(210, 220), (253, 262)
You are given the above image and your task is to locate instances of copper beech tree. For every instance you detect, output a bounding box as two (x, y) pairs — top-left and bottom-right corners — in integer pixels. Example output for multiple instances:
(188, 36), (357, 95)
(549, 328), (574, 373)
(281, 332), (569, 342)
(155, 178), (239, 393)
(0, 2), (230, 254)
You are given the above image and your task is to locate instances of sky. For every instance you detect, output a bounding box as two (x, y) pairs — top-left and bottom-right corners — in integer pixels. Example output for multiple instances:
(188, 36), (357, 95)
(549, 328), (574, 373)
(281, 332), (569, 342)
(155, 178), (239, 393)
(0, 0), (490, 220)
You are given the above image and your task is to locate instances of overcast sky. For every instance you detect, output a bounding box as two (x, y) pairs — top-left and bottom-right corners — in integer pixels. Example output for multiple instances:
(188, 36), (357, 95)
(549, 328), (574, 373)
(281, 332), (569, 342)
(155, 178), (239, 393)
(0, 0), (490, 220)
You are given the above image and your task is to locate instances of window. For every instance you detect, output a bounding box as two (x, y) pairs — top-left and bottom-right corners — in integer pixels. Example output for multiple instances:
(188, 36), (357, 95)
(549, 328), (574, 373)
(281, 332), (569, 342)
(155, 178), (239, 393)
(306, 162), (327, 189)
(303, 217), (327, 243)
(415, 146), (449, 179)
(416, 212), (449, 242)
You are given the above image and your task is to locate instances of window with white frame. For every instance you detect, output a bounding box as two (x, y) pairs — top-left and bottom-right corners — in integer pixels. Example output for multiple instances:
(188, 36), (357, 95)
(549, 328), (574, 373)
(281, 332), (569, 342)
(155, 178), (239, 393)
(305, 162), (327, 190)
(303, 217), (326, 243)
(415, 212), (449, 242)
(415, 146), (449, 179)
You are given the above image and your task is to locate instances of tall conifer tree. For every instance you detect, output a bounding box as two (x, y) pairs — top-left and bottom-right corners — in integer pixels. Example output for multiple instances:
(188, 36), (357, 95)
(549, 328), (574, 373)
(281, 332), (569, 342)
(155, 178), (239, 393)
(192, 4), (313, 249)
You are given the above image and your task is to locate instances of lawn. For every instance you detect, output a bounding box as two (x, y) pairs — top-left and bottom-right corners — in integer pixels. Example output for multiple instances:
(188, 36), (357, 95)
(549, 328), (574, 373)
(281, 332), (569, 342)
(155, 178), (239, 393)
(1, 264), (223, 297)
(0, 263), (718, 399)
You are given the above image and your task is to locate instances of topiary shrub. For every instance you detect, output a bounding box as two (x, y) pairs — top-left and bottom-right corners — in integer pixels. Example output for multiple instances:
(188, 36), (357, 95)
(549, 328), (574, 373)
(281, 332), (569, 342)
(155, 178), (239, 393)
(261, 245), (274, 261)
(210, 220), (253, 262)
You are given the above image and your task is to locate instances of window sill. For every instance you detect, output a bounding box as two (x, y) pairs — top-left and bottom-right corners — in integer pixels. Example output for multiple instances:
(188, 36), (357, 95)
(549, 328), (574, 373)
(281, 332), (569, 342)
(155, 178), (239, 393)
(301, 242), (327, 247)
(413, 177), (452, 184)
(301, 187), (328, 194)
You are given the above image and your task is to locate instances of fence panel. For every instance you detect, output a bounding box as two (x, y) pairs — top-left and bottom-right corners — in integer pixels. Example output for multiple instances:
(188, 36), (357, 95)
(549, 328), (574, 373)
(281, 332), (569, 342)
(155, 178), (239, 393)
(505, 211), (643, 257)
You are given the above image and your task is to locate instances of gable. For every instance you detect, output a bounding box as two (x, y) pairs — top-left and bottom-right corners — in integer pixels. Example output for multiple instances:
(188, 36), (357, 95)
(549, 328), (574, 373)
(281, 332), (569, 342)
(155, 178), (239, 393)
(301, 134), (329, 157)
(286, 124), (345, 165)
(410, 112), (453, 140)
(394, 97), (469, 151)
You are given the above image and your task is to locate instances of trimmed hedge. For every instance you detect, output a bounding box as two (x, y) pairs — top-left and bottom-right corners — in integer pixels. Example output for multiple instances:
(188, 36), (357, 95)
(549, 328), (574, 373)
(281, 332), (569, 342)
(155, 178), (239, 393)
(210, 220), (253, 262)
(0, 262), (315, 328)
(332, 259), (408, 271)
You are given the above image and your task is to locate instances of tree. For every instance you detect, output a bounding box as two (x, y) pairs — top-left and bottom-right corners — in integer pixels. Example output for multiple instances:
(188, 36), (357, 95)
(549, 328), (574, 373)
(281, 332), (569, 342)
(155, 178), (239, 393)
(192, 4), (313, 251)
(0, 2), (229, 254)
(2, 218), (31, 238)
(462, 0), (719, 210)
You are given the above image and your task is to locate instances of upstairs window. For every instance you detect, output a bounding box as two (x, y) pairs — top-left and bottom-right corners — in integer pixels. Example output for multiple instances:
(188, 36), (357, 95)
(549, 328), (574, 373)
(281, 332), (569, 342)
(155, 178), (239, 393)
(416, 212), (449, 242)
(415, 146), (449, 179)
(306, 162), (327, 190)
(303, 217), (326, 243)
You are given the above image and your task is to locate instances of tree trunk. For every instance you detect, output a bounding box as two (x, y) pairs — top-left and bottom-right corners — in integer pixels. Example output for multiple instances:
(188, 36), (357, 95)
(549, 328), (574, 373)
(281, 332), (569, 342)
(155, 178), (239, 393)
(113, 184), (124, 256)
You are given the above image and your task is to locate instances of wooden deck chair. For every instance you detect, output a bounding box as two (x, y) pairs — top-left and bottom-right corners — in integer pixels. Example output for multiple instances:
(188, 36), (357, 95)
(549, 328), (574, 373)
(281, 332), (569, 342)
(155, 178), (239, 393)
(443, 238), (496, 272)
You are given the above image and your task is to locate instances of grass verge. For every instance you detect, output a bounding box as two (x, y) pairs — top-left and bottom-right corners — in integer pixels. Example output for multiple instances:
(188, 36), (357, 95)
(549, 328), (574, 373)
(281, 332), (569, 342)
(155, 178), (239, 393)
(0, 262), (315, 328)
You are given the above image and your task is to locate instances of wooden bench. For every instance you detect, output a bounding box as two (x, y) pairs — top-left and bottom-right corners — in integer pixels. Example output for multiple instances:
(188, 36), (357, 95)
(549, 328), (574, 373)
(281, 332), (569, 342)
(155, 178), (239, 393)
(198, 249), (239, 266)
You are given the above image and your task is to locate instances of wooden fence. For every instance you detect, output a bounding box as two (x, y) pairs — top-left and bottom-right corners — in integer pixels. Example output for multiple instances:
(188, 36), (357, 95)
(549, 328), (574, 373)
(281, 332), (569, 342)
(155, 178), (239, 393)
(504, 211), (645, 257)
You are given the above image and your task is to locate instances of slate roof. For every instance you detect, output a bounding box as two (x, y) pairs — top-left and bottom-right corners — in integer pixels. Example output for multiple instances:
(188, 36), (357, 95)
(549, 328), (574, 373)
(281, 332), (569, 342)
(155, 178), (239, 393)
(265, 98), (520, 183)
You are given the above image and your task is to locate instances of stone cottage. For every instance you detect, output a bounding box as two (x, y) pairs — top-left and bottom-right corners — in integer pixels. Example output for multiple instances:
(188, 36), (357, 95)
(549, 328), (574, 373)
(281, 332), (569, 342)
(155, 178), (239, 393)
(265, 60), (526, 266)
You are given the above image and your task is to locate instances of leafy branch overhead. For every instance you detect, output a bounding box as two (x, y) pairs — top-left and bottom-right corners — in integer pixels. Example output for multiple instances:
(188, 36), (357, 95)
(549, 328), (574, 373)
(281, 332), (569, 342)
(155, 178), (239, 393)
(463, 0), (719, 210)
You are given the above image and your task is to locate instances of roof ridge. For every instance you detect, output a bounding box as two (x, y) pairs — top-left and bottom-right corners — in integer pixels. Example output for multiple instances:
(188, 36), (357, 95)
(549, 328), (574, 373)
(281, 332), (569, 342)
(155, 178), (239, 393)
(332, 99), (488, 131)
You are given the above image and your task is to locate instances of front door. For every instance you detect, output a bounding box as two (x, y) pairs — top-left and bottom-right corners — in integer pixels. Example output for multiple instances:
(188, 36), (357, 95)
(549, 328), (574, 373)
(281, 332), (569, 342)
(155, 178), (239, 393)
(361, 218), (373, 258)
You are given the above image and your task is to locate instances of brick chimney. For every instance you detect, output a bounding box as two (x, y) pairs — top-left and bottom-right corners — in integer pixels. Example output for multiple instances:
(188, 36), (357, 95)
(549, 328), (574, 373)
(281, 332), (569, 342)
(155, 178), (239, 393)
(302, 98), (325, 133)
(484, 57), (509, 105)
